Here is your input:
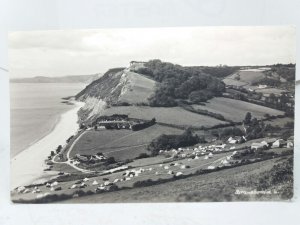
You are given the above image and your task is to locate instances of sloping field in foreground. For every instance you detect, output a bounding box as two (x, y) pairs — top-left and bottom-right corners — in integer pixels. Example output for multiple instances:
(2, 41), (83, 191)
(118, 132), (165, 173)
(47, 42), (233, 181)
(103, 106), (228, 128)
(192, 97), (284, 122)
(70, 124), (183, 160)
(62, 157), (287, 203)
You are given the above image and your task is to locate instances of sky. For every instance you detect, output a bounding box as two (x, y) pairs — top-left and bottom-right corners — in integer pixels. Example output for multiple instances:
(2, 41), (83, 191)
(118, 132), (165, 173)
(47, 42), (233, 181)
(9, 26), (296, 78)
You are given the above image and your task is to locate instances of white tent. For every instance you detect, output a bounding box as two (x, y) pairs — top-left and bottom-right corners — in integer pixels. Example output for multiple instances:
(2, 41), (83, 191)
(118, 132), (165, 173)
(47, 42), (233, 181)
(180, 165), (187, 169)
(175, 172), (183, 177)
(51, 181), (58, 187)
(71, 184), (77, 189)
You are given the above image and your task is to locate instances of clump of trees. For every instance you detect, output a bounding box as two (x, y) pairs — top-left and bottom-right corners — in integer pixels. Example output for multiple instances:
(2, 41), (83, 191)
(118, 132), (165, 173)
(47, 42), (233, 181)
(147, 128), (205, 155)
(180, 104), (226, 121)
(252, 77), (281, 87)
(135, 153), (150, 159)
(132, 118), (156, 131)
(136, 60), (226, 107)
(243, 112), (267, 140)
(210, 127), (244, 139)
(271, 64), (295, 82)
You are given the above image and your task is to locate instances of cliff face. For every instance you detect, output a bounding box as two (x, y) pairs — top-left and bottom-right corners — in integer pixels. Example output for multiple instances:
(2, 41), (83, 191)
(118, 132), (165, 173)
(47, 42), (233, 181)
(75, 64), (156, 122)
(76, 68), (126, 104)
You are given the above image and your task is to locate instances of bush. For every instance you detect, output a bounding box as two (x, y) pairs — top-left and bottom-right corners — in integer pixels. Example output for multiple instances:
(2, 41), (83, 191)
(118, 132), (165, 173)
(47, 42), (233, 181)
(135, 153), (150, 159)
(131, 118), (156, 131)
(106, 157), (116, 164)
(133, 179), (154, 187)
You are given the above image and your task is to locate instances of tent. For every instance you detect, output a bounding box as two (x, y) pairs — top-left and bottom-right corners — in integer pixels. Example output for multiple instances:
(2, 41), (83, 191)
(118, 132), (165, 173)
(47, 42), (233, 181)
(70, 184), (77, 189)
(175, 172), (183, 177)
(51, 181), (58, 187)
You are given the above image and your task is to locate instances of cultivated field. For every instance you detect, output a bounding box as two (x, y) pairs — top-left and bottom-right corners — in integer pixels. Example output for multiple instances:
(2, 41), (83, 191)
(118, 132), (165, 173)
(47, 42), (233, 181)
(223, 76), (248, 86)
(118, 71), (156, 104)
(192, 97), (284, 122)
(223, 69), (267, 86)
(103, 106), (228, 127)
(70, 124), (183, 160)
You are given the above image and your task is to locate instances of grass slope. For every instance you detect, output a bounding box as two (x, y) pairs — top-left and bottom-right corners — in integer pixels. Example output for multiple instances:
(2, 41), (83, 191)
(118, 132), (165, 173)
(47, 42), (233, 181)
(103, 106), (228, 128)
(70, 124), (183, 160)
(119, 71), (156, 104)
(62, 157), (289, 203)
(192, 97), (284, 122)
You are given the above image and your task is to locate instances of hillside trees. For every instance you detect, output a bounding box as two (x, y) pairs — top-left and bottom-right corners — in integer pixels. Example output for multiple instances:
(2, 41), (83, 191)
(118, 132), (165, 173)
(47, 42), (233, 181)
(139, 60), (226, 107)
(147, 128), (203, 155)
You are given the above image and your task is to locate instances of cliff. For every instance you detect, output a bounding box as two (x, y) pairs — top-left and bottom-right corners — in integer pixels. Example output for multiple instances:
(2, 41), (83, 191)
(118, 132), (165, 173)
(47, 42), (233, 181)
(75, 64), (156, 122)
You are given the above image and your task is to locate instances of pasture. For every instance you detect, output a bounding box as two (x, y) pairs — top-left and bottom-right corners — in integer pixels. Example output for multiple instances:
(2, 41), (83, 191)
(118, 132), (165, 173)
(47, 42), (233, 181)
(192, 97), (284, 122)
(103, 106), (228, 127)
(70, 124), (183, 160)
(118, 71), (156, 104)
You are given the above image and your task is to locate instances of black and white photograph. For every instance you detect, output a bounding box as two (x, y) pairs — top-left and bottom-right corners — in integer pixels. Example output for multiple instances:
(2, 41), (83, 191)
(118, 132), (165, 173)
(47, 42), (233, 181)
(9, 26), (295, 203)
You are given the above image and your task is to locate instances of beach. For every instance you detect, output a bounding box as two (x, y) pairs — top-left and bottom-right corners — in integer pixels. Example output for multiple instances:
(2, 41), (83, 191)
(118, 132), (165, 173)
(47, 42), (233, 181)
(10, 83), (86, 157)
(11, 101), (85, 189)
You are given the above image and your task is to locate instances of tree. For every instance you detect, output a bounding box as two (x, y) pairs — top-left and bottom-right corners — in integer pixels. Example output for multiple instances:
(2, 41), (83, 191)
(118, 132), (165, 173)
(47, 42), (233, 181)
(106, 157), (116, 164)
(56, 145), (62, 154)
(147, 129), (202, 155)
(264, 113), (271, 119)
(244, 112), (252, 125)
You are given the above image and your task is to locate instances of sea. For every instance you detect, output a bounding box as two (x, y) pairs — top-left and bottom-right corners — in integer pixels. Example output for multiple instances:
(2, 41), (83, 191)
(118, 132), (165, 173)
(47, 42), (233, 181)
(10, 83), (86, 158)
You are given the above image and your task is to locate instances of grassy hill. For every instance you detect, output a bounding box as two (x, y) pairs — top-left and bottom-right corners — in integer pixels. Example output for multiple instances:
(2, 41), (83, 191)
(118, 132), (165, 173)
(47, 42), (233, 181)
(118, 71), (156, 104)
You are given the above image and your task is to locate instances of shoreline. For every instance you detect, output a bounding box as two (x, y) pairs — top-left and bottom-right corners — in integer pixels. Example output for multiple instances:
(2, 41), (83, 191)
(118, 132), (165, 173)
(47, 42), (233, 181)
(10, 115), (61, 159)
(11, 101), (85, 190)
